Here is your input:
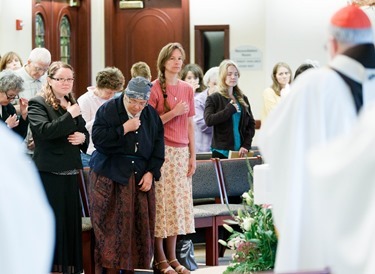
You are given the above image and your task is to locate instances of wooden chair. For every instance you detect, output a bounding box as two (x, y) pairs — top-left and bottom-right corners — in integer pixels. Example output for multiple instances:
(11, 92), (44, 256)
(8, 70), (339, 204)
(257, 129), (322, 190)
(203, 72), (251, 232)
(78, 167), (95, 274)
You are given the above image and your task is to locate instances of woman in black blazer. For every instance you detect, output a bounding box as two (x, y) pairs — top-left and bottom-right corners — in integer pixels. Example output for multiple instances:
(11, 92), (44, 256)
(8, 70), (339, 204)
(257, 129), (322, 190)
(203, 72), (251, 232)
(28, 61), (89, 274)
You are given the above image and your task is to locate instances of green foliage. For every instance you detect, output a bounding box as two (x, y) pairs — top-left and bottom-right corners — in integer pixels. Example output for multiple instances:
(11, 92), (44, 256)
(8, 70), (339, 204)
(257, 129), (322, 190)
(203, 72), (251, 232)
(220, 160), (278, 273)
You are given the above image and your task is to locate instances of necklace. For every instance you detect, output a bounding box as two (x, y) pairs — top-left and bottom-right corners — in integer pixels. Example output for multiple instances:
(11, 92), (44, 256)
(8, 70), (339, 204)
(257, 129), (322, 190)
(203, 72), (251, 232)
(167, 83), (179, 101)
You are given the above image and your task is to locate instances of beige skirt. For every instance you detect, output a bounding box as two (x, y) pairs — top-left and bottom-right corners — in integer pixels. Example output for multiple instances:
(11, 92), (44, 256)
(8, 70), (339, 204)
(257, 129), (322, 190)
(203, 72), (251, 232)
(154, 145), (195, 238)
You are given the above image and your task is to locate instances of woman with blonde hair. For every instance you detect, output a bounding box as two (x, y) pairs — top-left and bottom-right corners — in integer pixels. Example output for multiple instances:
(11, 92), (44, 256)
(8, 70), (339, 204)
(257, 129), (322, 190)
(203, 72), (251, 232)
(148, 42), (196, 274)
(204, 59), (255, 159)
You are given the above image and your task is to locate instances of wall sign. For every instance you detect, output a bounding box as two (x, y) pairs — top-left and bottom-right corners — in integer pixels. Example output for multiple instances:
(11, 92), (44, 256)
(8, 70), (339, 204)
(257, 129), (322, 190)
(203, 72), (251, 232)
(231, 45), (262, 70)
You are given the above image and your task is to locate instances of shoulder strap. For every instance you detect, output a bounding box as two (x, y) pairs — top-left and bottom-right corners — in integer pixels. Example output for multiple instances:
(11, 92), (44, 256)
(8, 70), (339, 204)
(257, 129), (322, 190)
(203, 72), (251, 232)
(331, 68), (362, 114)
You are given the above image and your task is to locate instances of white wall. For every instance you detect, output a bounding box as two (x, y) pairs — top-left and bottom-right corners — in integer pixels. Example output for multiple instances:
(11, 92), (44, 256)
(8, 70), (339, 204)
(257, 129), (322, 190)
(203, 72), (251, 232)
(2, 0), (374, 121)
(0, 0), (32, 62)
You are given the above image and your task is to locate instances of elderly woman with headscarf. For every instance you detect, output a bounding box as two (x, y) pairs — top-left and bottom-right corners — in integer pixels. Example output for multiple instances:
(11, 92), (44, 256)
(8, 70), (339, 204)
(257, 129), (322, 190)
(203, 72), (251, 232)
(89, 76), (165, 274)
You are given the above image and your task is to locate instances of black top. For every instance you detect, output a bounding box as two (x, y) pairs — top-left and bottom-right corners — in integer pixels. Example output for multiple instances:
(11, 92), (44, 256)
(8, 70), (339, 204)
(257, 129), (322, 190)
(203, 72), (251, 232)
(0, 104), (28, 139)
(28, 95), (89, 172)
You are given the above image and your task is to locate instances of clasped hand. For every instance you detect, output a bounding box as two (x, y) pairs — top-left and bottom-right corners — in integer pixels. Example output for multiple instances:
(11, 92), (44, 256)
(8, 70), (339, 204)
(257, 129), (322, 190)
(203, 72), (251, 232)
(67, 102), (81, 118)
(67, 131), (86, 145)
(123, 117), (141, 134)
(173, 101), (189, 116)
(139, 172), (153, 192)
(5, 114), (19, 128)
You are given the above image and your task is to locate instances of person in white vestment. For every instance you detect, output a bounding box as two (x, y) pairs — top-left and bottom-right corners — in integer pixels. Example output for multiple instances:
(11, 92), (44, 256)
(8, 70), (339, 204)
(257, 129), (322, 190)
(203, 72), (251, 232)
(308, 102), (375, 274)
(0, 123), (54, 274)
(258, 4), (375, 273)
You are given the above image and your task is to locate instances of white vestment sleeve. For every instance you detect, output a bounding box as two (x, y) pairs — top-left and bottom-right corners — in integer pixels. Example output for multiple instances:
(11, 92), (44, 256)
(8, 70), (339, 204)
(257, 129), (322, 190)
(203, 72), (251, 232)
(0, 124), (55, 274)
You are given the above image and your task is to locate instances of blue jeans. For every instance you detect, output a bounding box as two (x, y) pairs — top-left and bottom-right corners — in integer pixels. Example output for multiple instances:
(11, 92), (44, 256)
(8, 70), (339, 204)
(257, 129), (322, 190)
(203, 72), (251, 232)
(80, 152), (91, 167)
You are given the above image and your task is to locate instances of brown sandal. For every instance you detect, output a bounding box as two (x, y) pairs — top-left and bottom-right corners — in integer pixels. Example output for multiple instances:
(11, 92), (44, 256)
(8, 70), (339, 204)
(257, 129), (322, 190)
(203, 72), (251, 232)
(153, 260), (177, 274)
(168, 259), (190, 274)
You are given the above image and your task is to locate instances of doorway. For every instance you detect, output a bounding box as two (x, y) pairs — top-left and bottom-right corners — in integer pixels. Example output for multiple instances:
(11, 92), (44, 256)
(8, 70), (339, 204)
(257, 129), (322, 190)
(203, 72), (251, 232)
(194, 25), (229, 73)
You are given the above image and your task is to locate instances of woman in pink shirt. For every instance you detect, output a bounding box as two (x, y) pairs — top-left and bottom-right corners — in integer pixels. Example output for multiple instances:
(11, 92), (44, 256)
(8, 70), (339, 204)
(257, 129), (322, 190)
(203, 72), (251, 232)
(148, 42), (196, 274)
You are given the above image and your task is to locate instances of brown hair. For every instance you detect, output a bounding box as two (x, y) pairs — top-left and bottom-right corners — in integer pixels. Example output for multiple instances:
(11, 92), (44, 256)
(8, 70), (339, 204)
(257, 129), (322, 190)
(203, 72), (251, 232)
(0, 51), (23, 72)
(156, 42), (185, 113)
(180, 63), (206, 93)
(42, 61), (75, 110)
(270, 62), (292, 96)
(130, 61), (151, 80)
(96, 66), (125, 91)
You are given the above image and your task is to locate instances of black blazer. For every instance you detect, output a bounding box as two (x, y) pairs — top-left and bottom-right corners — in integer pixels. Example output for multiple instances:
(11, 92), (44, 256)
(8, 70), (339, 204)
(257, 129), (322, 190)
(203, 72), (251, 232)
(28, 95), (89, 172)
(0, 104), (28, 139)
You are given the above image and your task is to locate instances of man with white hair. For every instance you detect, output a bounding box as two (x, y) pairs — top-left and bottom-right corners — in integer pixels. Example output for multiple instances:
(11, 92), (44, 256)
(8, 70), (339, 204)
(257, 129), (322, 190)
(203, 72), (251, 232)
(258, 4), (375, 273)
(15, 47), (51, 99)
(15, 47), (51, 154)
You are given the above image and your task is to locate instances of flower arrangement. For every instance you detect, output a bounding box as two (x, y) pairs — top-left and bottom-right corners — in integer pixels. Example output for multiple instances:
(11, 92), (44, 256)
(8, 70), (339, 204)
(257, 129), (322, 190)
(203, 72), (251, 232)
(219, 161), (278, 273)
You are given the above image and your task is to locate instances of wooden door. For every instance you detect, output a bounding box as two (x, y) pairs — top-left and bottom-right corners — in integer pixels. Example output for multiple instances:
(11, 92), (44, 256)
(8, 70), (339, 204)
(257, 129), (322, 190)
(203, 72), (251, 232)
(105, 0), (190, 82)
(32, 0), (91, 98)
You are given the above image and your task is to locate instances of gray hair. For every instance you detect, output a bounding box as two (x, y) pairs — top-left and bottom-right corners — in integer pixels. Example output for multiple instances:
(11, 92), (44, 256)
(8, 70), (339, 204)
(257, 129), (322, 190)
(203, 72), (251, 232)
(0, 70), (24, 93)
(28, 47), (51, 65)
(329, 26), (374, 45)
(203, 66), (219, 86)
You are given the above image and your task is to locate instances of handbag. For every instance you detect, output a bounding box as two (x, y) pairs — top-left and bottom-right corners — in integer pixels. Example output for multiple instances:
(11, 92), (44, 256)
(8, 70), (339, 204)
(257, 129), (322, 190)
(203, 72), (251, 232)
(176, 239), (198, 271)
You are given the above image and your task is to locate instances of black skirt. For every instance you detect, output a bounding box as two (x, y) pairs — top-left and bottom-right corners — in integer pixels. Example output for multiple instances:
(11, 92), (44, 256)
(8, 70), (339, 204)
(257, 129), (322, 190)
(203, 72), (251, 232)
(40, 171), (83, 274)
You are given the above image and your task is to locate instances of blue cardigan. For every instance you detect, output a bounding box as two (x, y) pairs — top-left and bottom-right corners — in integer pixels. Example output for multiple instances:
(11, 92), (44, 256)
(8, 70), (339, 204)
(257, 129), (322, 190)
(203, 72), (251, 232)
(90, 93), (165, 185)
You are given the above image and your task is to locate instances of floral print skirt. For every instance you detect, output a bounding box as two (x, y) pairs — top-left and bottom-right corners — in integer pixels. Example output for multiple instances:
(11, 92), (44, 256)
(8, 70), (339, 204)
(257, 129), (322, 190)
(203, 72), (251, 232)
(154, 145), (195, 238)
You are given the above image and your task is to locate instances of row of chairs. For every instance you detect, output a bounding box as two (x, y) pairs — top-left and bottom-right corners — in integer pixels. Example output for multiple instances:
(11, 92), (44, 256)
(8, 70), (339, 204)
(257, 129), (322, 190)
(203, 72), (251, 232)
(77, 156), (263, 273)
(192, 156), (263, 266)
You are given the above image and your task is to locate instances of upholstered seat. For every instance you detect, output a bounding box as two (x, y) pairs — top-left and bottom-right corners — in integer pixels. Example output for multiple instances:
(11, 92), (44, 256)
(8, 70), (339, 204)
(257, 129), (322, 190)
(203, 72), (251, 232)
(191, 159), (249, 266)
(194, 203), (243, 216)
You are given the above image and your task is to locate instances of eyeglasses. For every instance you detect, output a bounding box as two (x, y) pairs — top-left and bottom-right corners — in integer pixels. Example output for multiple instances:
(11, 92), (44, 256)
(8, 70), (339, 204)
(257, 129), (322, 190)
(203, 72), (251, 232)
(126, 97), (148, 107)
(50, 77), (75, 83)
(31, 63), (49, 73)
(5, 93), (19, 100)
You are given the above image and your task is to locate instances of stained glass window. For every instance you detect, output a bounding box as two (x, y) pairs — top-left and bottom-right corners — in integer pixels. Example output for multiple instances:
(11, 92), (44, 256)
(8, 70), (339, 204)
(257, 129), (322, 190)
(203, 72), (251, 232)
(35, 14), (45, 48)
(60, 16), (71, 64)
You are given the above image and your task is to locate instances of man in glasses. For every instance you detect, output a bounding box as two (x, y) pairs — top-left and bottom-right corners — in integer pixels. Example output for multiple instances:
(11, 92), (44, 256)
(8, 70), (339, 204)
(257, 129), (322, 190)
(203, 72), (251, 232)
(259, 4), (375, 273)
(15, 47), (51, 155)
(0, 70), (28, 138)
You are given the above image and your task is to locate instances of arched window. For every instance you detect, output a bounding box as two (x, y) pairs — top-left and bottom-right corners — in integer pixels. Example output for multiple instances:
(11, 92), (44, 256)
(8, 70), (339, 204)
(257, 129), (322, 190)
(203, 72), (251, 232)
(60, 16), (71, 64)
(35, 14), (45, 48)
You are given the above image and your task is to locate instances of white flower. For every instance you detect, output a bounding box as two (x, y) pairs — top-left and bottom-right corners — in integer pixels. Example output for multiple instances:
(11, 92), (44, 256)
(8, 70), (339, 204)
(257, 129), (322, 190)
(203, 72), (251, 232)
(242, 217), (254, 231)
(242, 192), (250, 199)
(218, 239), (228, 247)
(223, 223), (234, 233)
